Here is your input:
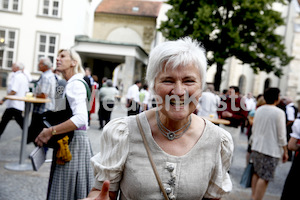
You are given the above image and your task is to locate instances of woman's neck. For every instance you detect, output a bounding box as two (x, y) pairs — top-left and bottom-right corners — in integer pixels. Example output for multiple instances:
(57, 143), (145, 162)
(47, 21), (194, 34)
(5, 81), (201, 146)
(157, 111), (191, 131)
(63, 69), (75, 81)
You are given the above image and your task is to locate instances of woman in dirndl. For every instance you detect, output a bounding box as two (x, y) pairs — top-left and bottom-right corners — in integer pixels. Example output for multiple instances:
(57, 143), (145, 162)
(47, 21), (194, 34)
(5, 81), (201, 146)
(35, 49), (94, 200)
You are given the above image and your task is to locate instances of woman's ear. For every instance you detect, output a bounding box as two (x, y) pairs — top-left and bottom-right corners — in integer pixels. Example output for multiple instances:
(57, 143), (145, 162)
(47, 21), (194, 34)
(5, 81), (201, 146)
(71, 60), (77, 67)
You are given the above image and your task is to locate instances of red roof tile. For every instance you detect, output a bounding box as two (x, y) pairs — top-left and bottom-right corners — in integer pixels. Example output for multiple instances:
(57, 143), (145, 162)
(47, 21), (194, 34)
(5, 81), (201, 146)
(96, 0), (162, 18)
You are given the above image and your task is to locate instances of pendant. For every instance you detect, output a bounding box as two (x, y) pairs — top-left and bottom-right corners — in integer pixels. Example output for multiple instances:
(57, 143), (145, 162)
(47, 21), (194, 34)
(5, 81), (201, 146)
(167, 132), (175, 141)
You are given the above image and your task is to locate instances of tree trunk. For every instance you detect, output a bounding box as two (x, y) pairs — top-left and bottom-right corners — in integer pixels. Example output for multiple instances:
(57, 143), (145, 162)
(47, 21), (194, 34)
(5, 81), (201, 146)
(213, 63), (223, 92)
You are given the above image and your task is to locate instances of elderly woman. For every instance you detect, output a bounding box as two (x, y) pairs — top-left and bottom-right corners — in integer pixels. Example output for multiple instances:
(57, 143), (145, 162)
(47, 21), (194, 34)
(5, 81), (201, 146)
(85, 37), (233, 200)
(35, 49), (94, 200)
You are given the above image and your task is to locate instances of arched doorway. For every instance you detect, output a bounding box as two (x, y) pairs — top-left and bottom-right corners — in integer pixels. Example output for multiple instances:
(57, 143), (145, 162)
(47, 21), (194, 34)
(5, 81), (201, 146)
(107, 27), (143, 47)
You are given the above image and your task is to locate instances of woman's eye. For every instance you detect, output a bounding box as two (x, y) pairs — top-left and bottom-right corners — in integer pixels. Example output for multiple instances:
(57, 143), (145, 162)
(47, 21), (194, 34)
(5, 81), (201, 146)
(185, 80), (195, 83)
(162, 80), (172, 83)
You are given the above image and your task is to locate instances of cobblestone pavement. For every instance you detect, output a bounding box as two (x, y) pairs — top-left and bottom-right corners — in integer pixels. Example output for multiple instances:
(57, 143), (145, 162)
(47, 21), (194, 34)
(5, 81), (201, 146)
(0, 95), (291, 200)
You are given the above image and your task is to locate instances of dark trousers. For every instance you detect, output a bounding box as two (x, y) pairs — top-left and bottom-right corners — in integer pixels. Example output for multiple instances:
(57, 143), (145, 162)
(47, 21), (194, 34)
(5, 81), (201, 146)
(0, 108), (23, 137)
(27, 112), (45, 144)
(287, 124), (294, 161)
(127, 101), (140, 116)
(281, 152), (300, 199)
(99, 101), (114, 128)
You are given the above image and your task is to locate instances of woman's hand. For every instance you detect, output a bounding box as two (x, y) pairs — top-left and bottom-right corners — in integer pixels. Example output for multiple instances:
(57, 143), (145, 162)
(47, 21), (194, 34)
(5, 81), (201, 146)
(81, 180), (117, 200)
(35, 128), (52, 147)
(282, 145), (289, 163)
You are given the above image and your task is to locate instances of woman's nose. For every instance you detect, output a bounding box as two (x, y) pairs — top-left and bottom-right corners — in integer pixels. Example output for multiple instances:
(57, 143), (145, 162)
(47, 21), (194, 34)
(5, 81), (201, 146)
(172, 82), (186, 96)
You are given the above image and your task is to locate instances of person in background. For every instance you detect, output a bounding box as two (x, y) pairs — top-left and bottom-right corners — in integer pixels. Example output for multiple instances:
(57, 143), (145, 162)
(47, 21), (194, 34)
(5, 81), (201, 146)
(245, 94), (266, 164)
(218, 86), (248, 148)
(27, 57), (57, 145)
(250, 88), (288, 200)
(89, 75), (99, 120)
(245, 92), (256, 112)
(35, 49), (94, 200)
(83, 67), (94, 125)
(139, 84), (150, 112)
(84, 37), (233, 200)
(101, 77), (107, 88)
(97, 76), (108, 126)
(219, 89), (229, 101)
(281, 100), (300, 200)
(84, 67), (94, 92)
(285, 97), (298, 161)
(92, 75), (99, 89)
(197, 83), (220, 119)
(277, 96), (287, 112)
(0, 62), (29, 139)
(126, 80), (141, 116)
(98, 79), (119, 130)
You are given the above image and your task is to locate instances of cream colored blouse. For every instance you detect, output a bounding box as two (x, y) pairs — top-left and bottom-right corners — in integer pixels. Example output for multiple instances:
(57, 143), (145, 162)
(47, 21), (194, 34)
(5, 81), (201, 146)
(91, 112), (233, 199)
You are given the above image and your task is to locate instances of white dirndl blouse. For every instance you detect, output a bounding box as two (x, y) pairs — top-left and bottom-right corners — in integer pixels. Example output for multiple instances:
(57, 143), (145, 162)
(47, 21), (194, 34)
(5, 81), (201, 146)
(91, 112), (233, 199)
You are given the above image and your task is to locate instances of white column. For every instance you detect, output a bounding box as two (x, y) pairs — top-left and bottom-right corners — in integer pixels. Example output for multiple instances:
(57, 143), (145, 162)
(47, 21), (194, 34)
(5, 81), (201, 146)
(122, 56), (136, 97)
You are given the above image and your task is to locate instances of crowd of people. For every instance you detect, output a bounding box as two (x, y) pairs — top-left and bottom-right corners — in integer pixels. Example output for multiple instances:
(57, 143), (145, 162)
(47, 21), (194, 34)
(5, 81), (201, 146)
(0, 37), (299, 200)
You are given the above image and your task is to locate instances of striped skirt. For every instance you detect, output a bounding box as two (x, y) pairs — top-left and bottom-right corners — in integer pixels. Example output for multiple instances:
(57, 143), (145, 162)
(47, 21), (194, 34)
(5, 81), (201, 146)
(47, 130), (94, 200)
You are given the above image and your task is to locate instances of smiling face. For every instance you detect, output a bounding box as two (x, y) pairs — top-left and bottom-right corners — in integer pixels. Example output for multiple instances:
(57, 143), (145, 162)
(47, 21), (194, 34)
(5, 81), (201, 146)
(154, 64), (202, 121)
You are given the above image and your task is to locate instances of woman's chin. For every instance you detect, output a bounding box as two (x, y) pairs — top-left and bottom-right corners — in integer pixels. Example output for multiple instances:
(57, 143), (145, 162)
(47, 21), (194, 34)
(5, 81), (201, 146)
(167, 106), (191, 118)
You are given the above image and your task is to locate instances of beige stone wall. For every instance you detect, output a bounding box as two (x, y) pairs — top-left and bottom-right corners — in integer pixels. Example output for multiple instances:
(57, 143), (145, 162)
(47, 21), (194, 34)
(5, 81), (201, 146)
(289, 23), (300, 101)
(93, 13), (156, 53)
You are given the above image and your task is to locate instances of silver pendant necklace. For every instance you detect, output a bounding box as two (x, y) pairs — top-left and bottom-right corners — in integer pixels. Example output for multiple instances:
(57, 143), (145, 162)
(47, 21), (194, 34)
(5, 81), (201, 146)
(156, 110), (192, 141)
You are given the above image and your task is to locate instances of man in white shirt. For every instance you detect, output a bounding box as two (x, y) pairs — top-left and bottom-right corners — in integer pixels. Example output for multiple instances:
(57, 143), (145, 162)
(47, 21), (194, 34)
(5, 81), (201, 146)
(197, 84), (220, 119)
(27, 57), (57, 144)
(126, 80), (141, 116)
(0, 62), (29, 139)
(245, 92), (256, 111)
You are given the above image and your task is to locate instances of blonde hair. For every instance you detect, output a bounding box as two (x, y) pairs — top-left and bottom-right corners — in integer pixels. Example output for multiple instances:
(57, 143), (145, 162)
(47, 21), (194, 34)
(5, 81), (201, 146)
(58, 49), (85, 75)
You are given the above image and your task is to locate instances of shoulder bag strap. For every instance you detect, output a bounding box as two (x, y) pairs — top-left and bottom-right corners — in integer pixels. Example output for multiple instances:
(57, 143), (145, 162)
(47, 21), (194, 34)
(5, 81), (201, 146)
(76, 79), (91, 101)
(136, 115), (169, 200)
(75, 79), (92, 114)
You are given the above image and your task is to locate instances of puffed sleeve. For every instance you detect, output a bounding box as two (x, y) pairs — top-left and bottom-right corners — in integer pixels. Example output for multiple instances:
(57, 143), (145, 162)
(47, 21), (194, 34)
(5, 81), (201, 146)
(204, 128), (234, 198)
(91, 117), (129, 191)
(290, 119), (300, 139)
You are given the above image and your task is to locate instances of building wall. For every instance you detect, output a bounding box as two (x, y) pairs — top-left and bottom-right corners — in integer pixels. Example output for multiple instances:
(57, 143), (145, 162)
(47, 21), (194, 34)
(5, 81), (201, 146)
(93, 13), (156, 53)
(290, 27), (300, 102)
(0, 0), (99, 82)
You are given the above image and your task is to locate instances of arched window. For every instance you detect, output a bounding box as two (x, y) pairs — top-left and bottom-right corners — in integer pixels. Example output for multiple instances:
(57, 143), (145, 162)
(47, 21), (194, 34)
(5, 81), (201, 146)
(264, 78), (271, 91)
(238, 75), (246, 95)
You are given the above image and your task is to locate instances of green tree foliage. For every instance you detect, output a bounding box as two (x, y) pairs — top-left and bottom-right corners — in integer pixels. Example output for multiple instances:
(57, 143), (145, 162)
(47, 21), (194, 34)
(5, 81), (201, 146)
(159, 0), (293, 91)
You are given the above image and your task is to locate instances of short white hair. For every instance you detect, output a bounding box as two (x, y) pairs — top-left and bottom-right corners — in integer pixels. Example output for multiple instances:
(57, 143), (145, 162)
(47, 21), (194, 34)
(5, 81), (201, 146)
(146, 36), (207, 94)
(39, 57), (53, 69)
(15, 62), (24, 70)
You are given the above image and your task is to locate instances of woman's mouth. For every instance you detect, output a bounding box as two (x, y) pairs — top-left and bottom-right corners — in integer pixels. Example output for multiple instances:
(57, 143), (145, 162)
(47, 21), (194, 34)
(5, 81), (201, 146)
(169, 99), (185, 106)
